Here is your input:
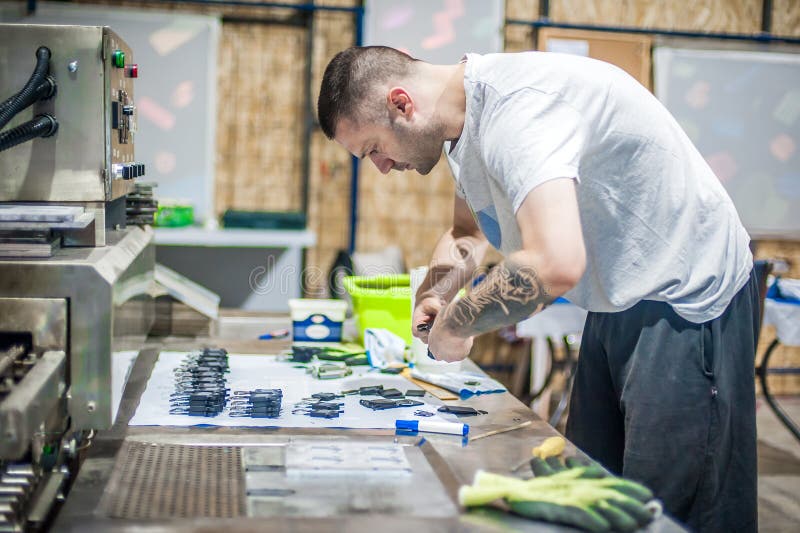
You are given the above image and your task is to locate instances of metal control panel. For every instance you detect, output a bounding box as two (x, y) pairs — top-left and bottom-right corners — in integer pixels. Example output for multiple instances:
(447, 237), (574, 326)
(0, 25), (144, 203)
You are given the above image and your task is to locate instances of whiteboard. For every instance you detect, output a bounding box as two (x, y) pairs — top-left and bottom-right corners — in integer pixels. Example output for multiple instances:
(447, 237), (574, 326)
(0, 2), (220, 224)
(364, 0), (504, 64)
(654, 45), (800, 238)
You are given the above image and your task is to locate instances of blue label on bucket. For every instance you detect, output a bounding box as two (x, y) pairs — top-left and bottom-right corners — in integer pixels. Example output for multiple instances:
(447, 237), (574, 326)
(293, 313), (342, 342)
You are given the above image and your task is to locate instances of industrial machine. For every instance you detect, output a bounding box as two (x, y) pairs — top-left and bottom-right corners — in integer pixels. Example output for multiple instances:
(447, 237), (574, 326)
(0, 25), (155, 531)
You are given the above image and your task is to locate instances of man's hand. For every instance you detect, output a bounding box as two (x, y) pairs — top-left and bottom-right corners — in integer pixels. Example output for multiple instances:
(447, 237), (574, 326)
(412, 295), (445, 343)
(427, 318), (473, 362)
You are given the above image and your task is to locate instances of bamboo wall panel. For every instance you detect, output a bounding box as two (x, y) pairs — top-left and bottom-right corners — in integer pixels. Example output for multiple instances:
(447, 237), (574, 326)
(357, 160), (455, 267)
(550, 0), (763, 33)
(505, 0), (537, 51)
(356, 158), (455, 271)
(505, 23), (535, 52)
(215, 22), (306, 215)
(550, 0), (626, 26)
(772, 0), (800, 37)
(305, 6), (358, 297)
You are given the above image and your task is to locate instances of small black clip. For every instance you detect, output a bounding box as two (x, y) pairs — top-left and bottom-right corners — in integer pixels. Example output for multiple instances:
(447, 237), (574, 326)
(437, 405), (487, 416)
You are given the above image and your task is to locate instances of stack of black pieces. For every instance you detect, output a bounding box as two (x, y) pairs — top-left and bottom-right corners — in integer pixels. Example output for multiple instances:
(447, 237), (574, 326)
(126, 182), (158, 226)
(169, 348), (229, 417)
(292, 392), (344, 418)
(230, 389), (283, 418)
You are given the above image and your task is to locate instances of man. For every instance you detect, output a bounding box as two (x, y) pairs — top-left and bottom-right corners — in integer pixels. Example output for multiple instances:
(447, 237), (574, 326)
(317, 46), (758, 532)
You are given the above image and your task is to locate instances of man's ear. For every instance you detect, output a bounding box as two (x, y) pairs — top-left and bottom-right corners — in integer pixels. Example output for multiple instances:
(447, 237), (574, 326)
(387, 87), (414, 120)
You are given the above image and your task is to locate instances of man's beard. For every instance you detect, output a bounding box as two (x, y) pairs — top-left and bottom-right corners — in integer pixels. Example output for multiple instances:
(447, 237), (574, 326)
(392, 118), (445, 175)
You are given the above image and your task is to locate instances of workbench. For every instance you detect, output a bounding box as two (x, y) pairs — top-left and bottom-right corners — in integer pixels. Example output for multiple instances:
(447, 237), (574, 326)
(52, 332), (685, 532)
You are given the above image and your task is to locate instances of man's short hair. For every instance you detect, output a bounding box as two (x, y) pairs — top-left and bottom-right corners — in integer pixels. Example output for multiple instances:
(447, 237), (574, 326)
(317, 46), (418, 139)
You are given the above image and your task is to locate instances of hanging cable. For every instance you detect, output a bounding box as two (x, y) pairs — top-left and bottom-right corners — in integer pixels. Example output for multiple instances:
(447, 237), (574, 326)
(0, 46), (52, 131)
(0, 75), (56, 116)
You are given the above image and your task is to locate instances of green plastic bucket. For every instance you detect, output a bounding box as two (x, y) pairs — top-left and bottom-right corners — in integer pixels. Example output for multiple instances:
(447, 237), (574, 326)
(343, 274), (412, 344)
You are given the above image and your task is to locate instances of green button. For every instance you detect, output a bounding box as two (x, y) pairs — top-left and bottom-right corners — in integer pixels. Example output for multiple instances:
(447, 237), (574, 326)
(113, 50), (125, 68)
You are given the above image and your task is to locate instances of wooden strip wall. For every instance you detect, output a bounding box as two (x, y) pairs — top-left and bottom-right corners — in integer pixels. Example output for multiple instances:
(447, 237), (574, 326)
(773, 0), (800, 37)
(306, 4), (357, 296)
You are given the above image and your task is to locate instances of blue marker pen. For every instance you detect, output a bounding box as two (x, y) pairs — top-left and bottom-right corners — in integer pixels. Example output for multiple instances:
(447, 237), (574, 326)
(396, 419), (469, 436)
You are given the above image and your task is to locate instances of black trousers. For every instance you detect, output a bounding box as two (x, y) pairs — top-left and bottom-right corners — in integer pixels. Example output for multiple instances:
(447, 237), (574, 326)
(565, 269), (759, 532)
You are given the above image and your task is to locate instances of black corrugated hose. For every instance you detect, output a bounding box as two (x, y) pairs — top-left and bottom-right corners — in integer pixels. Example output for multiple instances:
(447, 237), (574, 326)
(0, 76), (56, 116)
(0, 46), (54, 131)
(0, 114), (58, 153)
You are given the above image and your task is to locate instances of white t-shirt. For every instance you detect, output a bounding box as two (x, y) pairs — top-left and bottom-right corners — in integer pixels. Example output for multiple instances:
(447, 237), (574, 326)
(446, 52), (752, 323)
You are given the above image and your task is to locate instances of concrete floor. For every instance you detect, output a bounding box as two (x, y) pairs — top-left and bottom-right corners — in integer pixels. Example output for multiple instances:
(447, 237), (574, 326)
(757, 395), (800, 532)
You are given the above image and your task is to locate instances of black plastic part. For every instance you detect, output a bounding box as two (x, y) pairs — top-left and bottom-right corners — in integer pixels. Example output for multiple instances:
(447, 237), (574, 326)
(405, 389), (425, 397)
(309, 409), (341, 418)
(395, 399), (423, 407)
(360, 399), (394, 410)
(310, 392), (339, 401)
(309, 401), (343, 410)
(112, 101), (120, 129)
(328, 249), (354, 299)
(290, 346), (321, 363)
(379, 388), (403, 398)
(437, 405), (486, 416)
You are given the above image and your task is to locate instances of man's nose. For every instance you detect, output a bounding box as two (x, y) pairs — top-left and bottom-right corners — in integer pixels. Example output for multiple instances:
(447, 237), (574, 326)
(369, 153), (393, 174)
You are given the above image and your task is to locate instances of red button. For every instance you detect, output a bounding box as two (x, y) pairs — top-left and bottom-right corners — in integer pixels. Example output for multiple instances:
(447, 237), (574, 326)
(128, 64), (138, 78)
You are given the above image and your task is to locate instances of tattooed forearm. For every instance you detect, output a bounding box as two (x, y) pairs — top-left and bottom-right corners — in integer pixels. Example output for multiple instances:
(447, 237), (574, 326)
(438, 258), (553, 337)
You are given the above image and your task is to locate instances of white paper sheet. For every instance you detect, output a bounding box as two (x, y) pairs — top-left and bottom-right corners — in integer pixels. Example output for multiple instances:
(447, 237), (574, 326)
(130, 352), (453, 429)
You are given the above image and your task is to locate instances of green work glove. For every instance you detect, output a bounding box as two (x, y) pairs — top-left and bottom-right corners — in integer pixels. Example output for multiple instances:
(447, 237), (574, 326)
(459, 461), (660, 533)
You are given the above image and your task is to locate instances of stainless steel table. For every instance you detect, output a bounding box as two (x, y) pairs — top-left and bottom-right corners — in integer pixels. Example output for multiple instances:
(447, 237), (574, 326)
(52, 336), (685, 532)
